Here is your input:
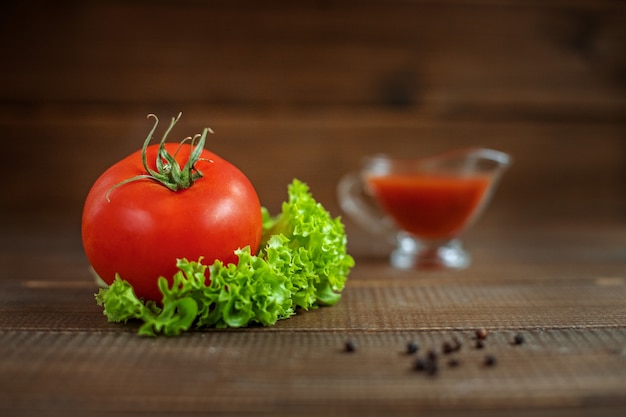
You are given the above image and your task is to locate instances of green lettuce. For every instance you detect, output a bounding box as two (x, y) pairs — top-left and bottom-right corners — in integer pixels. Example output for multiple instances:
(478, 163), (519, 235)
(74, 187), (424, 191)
(95, 179), (355, 336)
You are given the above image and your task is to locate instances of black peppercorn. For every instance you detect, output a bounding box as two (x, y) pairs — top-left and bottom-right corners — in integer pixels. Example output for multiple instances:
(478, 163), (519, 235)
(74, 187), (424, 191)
(513, 333), (525, 345)
(447, 358), (460, 368)
(414, 354), (438, 376)
(414, 357), (427, 371)
(442, 337), (462, 354)
(484, 354), (497, 367)
(425, 360), (438, 376)
(344, 340), (356, 352)
(407, 341), (419, 354)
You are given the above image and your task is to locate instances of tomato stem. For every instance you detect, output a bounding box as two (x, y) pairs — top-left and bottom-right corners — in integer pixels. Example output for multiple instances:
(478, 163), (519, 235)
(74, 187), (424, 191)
(106, 113), (213, 201)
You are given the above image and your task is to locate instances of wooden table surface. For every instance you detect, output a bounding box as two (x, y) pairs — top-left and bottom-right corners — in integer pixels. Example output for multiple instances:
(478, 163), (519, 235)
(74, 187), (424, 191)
(1, 216), (625, 417)
(1, 1), (625, 416)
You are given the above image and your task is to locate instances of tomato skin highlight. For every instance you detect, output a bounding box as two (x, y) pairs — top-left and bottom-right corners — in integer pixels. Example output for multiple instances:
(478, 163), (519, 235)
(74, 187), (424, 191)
(82, 143), (262, 302)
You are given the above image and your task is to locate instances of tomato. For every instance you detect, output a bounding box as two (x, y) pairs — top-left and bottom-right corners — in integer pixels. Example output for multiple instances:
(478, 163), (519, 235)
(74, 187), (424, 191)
(82, 116), (262, 302)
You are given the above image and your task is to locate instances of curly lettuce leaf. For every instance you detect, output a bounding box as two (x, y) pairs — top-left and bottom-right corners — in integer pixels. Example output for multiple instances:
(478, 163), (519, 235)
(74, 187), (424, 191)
(95, 179), (355, 336)
(261, 179), (354, 306)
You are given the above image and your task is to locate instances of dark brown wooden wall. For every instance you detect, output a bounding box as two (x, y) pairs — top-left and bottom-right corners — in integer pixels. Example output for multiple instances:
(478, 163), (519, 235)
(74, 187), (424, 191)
(1, 1), (624, 246)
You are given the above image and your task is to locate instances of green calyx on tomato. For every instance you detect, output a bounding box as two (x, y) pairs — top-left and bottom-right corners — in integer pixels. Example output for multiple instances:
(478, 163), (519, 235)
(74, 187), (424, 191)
(106, 112), (210, 201)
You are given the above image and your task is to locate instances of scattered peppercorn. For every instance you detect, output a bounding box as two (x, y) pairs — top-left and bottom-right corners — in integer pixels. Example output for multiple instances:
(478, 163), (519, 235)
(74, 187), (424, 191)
(425, 360), (438, 376)
(441, 337), (463, 353)
(447, 358), (460, 368)
(484, 354), (497, 367)
(340, 330), (519, 376)
(475, 328), (488, 340)
(407, 341), (419, 354)
(344, 340), (356, 352)
(414, 354), (438, 376)
(414, 357), (427, 371)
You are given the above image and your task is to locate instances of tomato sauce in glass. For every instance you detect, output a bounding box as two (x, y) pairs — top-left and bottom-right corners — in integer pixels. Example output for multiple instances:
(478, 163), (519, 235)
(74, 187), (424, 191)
(366, 173), (491, 240)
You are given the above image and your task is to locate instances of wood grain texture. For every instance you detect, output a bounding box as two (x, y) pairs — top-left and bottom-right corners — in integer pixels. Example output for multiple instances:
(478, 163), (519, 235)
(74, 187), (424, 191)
(1, 111), (625, 231)
(1, 222), (625, 416)
(0, 328), (624, 417)
(0, 1), (624, 416)
(1, 1), (624, 115)
(0, 0), (624, 228)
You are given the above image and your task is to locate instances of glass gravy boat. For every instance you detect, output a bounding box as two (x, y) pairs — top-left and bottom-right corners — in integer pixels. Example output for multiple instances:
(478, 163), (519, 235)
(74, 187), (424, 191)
(337, 148), (511, 269)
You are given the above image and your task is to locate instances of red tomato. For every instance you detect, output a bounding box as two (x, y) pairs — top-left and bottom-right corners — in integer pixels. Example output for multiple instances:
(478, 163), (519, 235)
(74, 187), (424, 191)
(82, 140), (262, 302)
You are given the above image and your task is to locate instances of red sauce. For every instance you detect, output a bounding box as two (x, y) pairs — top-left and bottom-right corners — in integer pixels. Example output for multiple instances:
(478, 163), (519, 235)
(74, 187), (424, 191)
(366, 174), (491, 240)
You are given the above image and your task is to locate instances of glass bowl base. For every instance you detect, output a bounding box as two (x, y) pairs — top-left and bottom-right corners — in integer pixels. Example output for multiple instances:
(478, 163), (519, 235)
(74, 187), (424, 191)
(390, 235), (470, 270)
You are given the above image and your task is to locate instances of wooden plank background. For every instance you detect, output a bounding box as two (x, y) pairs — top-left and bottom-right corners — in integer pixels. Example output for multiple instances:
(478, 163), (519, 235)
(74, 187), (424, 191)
(0, 0), (624, 252)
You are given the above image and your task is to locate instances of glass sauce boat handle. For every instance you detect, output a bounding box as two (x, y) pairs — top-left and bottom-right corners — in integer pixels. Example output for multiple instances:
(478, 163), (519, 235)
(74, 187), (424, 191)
(337, 173), (397, 245)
